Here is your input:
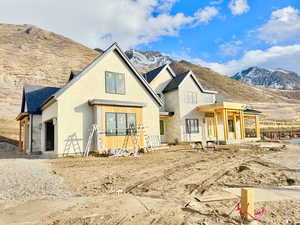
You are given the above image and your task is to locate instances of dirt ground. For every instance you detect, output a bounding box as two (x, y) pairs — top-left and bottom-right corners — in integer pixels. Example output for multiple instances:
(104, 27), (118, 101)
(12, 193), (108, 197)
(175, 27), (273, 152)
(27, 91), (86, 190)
(0, 142), (300, 225)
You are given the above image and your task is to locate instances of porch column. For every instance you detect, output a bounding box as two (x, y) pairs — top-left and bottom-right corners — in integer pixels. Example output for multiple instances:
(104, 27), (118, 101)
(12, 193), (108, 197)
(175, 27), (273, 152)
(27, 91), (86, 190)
(240, 110), (245, 139)
(24, 118), (28, 152)
(233, 114), (237, 139)
(255, 115), (260, 138)
(19, 121), (22, 151)
(222, 109), (228, 141)
(214, 112), (218, 141)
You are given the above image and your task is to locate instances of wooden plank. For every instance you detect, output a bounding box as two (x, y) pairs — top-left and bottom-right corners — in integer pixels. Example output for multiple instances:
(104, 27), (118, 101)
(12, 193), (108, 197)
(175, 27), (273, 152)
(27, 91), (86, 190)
(255, 115), (260, 138)
(241, 188), (254, 221)
(233, 114), (237, 139)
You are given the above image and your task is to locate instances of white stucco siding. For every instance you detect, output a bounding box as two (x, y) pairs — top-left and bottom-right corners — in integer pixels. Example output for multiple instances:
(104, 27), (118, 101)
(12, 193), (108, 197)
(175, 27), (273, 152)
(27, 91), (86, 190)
(198, 92), (216, 106)
(41, 102), (58, 154)
(31, 115), (42, 153)
(216, 112), (225, 141)
(55, 50), (160, 155)
(164, 90), (181, 143)
(150, 68), (173, 94)
(178, 75), (216, 143)
(149, 68), (173, 112)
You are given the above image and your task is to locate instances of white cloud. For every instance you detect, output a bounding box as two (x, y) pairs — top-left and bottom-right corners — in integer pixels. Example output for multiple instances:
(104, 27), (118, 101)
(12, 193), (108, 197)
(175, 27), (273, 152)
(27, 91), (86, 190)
(258, 6), (300, 44)
(210, 0), (223, 5)
(219, 40), (243, 57)
(156, 0), (179, 12)
(194, 6), (219, 24)
(228, 0), (249, 15)
(0, 0), (193, 49)
(181, 44), (300, 76)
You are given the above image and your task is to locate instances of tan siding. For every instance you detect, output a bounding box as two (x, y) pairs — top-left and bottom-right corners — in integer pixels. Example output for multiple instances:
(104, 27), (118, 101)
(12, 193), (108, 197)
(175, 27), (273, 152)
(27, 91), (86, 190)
(100, 105), (144, 150)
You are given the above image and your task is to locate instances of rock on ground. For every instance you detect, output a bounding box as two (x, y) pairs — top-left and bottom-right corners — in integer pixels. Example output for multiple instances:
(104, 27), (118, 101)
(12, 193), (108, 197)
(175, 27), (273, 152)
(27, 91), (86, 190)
(0, 142), (71, 203)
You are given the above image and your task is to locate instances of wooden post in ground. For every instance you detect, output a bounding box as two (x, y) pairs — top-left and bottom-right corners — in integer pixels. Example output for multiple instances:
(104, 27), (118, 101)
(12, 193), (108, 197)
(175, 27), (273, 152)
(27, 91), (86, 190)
(241, 188), (254, 221)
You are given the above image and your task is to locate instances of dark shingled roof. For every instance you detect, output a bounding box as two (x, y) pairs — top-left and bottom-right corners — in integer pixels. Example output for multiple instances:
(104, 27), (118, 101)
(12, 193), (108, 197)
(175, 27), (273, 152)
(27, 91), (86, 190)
(21, 85), (60, 114)
(244, 108), (262, 115)
(162, 71), (189, 93)
(68, 70), (81, 82)
(143, 64), (166, 83)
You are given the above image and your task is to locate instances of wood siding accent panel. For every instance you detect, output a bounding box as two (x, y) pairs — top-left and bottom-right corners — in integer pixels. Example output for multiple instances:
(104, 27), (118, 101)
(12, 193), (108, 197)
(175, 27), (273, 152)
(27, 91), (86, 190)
(101, 105), (144, 150)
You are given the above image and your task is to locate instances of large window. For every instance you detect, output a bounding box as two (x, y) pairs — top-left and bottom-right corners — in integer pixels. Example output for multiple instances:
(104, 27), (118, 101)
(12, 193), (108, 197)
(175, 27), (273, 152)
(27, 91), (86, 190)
(105, 112), (136, 136)
(184, 92), (197, 104)
(186, 119), (199, 134)
(105, 71), (125, 94)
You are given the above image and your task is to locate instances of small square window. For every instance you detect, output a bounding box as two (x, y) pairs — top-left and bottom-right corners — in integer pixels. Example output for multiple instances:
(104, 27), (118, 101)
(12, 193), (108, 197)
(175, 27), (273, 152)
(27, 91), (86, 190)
(105, 71), (125, 94)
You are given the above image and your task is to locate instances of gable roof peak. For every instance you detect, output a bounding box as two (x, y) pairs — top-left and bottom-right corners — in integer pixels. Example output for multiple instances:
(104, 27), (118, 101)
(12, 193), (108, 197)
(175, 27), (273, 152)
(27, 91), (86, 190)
(163, 69), (217, 94)
(41, 42), (163, 108)
(143, 63), (176, 83)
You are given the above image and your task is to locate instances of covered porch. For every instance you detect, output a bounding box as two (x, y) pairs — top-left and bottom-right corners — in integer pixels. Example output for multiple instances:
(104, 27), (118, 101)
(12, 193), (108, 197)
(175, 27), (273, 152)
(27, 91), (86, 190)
(198, 102), (260, 144)
(159, 111), (174, 144)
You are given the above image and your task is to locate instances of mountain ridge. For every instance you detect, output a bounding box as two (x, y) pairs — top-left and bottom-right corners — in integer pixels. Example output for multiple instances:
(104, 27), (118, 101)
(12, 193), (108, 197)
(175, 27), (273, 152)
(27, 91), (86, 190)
(232, 66), (300, 90)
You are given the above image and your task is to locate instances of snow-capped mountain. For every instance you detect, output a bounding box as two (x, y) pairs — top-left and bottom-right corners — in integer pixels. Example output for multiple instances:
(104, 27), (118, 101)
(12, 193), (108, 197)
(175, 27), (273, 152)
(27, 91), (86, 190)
(232, 67), (300, 90)
(125, 49), (173, 72)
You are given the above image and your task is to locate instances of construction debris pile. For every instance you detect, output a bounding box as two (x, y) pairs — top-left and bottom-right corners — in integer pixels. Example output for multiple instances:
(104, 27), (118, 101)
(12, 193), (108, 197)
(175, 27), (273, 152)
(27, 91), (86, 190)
(107, 149), (137, 157)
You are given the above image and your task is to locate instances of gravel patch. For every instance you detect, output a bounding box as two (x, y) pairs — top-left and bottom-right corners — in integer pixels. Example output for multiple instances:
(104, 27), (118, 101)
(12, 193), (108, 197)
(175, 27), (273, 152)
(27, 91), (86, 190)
(0, 143), (71, 203)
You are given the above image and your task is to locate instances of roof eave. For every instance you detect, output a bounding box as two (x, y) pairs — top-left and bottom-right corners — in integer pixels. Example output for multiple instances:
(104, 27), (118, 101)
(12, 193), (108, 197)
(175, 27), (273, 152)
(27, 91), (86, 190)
(40, 96), (56, 111)
(189, 72), (218, 94)
(16, 112), (29, 121)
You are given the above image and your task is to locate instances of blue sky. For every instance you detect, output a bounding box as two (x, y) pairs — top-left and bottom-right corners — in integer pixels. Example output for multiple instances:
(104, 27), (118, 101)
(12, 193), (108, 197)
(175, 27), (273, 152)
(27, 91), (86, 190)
(1, 0), (300, 75)
(144, 0), (297, 62)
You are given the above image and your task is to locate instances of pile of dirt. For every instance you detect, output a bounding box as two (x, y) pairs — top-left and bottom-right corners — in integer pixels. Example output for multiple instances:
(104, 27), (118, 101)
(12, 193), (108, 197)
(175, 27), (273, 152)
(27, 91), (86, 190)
(217, 159), (299, 187)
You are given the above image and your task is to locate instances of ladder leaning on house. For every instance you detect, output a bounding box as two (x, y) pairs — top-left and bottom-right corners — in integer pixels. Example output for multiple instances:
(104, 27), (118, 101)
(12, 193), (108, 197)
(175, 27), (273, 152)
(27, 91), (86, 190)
(63, 133), (81, 156)
(122, 125), (140, 153)
(138, 125), (153, 151)
(121, 124), (152, 153)
(84, 124), (102, 157)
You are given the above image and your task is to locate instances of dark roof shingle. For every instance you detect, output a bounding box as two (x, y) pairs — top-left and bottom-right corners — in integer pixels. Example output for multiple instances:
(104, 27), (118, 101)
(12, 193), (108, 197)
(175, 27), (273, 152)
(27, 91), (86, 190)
(244, 109), (262, 115)
(68, 70), (81, 82)
(22, 85), (60, 114)
(162, 71), (189, 93)
(143, 64), (166, 83)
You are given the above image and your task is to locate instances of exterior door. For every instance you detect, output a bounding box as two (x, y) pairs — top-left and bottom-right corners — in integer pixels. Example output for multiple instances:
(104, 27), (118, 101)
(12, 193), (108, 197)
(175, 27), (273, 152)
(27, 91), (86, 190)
(160, 120), (166, 143)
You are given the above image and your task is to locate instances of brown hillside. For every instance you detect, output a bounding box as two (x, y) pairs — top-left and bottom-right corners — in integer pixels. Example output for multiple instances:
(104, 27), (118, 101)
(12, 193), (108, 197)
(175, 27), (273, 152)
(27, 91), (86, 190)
(171, 60), (300, 103)
(0, 24), (100, 139)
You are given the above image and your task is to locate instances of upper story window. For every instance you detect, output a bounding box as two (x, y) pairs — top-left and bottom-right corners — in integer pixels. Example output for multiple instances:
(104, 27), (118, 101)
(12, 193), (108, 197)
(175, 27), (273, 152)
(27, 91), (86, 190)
(105, 71), (125, 94)
(184, 91), (197, 104)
